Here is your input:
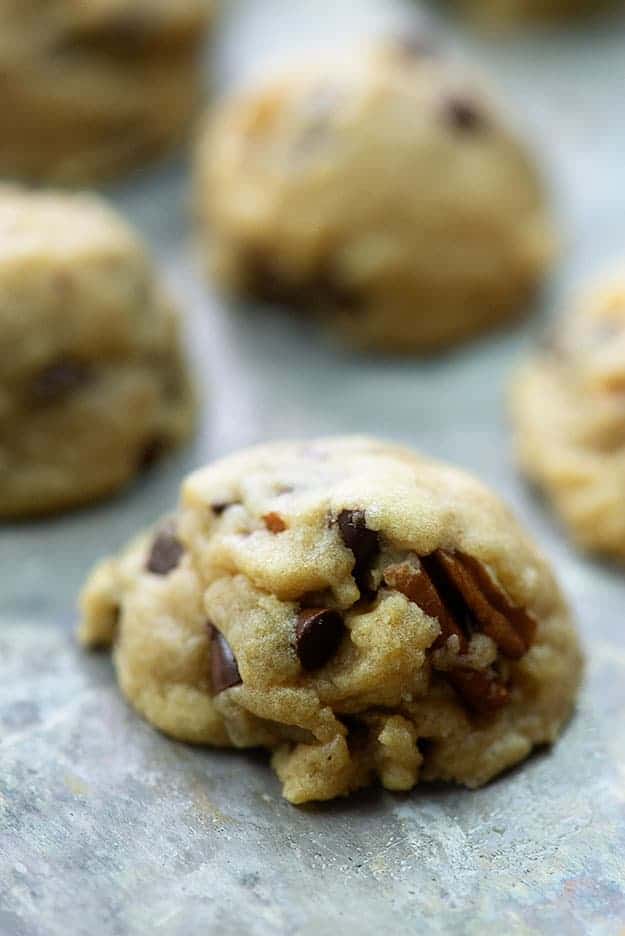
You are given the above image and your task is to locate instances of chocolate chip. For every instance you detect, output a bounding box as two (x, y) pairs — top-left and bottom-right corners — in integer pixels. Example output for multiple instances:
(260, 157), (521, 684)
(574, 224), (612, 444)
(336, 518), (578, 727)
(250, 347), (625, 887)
(211, 501), (235, 516)
(263, 512), (287, 533)
(139, 437), (168, 471)
(444, 97), (485, 133)
(240, 248), (361, 315)
(31, 357), (91, 403)
(208, 624), (242, 694)
(295, 608), (345, 670)
(336, 509), (380, 594)
(146, 528), (184, 576)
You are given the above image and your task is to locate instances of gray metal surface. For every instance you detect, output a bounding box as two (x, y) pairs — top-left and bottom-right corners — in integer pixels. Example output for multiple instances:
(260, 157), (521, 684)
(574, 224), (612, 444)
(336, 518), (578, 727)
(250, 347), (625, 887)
(2, 2), (625, 933)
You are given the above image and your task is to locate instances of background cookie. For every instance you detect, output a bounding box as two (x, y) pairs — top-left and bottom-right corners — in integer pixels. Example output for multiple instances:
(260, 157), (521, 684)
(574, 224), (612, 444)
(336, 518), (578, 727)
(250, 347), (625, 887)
(196, 39), (555, 353)
(446, 0), (617, 27)
(0, 0), (213, 183)
(0, 186), (194, 517)
(511, 267), (625, 562)
(79, 437), (582, 804)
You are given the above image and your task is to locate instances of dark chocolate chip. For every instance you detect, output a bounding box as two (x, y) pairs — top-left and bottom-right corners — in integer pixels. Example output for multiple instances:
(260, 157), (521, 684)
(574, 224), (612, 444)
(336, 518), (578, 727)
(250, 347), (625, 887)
(146, 528), (184, 576)
(336, 509), (380, 593)
(138, 437), (168, 471)
(208, 623), (242, 694)
(211, 501), (235, 516)
(444, 97), (485, 133)
(31, 357), (91, 403)
(341, 714), (369, 750)
(240, 248), (361, 315)
(295, 608), (345, 671)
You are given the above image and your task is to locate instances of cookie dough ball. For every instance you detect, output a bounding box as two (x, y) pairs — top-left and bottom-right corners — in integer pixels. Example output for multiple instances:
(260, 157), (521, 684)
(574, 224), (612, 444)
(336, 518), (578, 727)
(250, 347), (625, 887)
(449, 0), (616, 27)
(79, 436), (581, 804)
(0, 0), (213, 183)
(196, 41), (555, 353)
(0, 186), (194, 518)
(511, 267), (625, 562)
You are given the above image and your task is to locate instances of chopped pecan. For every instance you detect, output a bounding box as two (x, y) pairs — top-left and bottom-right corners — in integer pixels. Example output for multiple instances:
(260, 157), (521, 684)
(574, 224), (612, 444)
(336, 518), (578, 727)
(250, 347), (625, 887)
(446, 668), (510, 714)
(383, 556), (466, 652)
(383, 548), (537, 713)
(433, 550), (535, 659)
(263, 512), (287, 533)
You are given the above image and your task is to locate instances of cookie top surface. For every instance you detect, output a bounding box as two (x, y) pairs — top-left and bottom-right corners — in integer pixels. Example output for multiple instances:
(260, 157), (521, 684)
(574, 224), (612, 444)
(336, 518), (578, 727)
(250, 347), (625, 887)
(179, 436), (559, 616)
(201, 39), (553, 276)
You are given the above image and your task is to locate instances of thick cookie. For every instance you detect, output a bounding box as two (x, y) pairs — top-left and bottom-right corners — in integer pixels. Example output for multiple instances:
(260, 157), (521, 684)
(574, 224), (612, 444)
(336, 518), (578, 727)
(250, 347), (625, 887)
(196, 40), (555, 353)
(0, 186), (194, 518)
(0, 0), (212, 183)
(79, 437), (582, 804)
(511, 268), (625, 562)
(448, 0), (616, 27)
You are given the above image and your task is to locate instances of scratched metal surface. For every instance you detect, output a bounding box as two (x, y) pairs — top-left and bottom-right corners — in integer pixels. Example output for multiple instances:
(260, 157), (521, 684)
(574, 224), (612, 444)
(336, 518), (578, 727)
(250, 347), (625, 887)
(2, 1), (625, 934)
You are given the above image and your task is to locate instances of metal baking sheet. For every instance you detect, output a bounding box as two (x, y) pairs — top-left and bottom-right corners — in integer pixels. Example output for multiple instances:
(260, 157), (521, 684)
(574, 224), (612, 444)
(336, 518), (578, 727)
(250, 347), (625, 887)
(2, 1), (625, 933)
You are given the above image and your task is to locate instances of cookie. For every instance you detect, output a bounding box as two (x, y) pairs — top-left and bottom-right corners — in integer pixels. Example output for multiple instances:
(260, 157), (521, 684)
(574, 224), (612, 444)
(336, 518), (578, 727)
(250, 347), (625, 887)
(79, 436), (582, 804)
(0, 186), (194, 518)
(448, 0), (616, 26)
(0, 0), (213, 183)
(511, 267), (625, 562)
(195, 39), (555, 353)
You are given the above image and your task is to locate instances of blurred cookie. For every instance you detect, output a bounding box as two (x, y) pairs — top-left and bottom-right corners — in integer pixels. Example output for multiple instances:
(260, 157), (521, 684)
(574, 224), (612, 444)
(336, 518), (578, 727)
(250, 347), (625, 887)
(512, 267), (625, 562)
(196, 40), (555, 353)
(79, 436), (581, 804)
(449, 0), (616, 26)
(0, 0), (213, 183)
(0, 186), (194, 518)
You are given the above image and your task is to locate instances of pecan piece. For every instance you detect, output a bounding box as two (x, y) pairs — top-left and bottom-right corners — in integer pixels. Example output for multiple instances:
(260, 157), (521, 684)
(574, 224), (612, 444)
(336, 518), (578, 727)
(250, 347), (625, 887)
(383, 557), (466, 652)
(433, 550), (535, 659)
(263, 512), (287, 533)
(382, 548), (537, 714)
(446, 668), (510, 714)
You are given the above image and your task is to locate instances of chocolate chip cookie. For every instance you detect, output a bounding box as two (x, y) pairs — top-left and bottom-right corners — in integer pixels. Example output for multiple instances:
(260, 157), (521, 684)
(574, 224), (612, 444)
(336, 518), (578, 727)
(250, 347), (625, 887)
(0, 0), (212, 183)
(448, 0), (616, 26)
(0, 185), (194, 518)
(79, 437), (582, 804)
(195, 40), (555, 353)
(511, 267), (625, 562)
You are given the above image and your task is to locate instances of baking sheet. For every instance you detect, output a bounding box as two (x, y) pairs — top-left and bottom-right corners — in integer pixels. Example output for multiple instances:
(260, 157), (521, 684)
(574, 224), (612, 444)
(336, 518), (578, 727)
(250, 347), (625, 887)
(2, 1), (625, 933)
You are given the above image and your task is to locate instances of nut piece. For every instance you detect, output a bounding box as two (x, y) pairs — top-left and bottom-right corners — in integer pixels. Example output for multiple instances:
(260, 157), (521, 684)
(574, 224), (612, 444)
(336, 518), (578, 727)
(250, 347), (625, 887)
(433, 550), (535, 659)
(384, 549), (537, 713)
(446, 667), (510, 714)
(384, 556), (467, 651)
(263, 512), (287, 533)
